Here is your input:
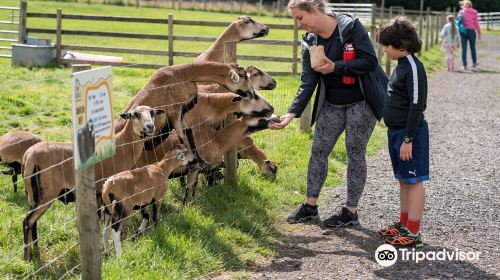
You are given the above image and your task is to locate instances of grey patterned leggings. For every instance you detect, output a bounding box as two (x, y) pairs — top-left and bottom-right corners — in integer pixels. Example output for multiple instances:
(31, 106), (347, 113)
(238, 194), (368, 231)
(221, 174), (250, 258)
(307, 100), (376, 208)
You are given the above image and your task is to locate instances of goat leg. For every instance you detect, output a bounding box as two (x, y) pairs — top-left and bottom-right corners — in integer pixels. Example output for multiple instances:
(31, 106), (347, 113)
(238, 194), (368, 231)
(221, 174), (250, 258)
(136, 206), (149, 234)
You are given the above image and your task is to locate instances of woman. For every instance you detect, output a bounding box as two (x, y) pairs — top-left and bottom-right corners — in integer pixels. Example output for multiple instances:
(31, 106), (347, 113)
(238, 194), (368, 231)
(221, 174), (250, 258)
(271, 0), (387, 227)
(458, 0), (481, 70)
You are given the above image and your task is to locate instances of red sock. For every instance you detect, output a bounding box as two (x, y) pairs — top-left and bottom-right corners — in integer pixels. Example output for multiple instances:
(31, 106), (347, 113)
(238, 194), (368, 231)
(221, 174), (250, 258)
(400, 212), (408, 227)
(407, 220), (421, 234)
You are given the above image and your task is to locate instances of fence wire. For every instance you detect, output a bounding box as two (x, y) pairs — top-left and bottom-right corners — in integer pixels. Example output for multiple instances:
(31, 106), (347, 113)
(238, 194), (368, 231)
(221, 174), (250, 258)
(0, 6), (446, 278)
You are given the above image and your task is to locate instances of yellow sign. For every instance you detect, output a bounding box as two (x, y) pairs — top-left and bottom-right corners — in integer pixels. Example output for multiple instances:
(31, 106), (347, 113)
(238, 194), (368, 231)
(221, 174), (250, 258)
(72, 66), (115, 170)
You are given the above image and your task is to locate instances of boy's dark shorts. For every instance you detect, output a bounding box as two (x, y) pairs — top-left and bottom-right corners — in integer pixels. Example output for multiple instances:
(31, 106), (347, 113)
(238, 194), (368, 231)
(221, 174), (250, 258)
(388, 121), (429, 184)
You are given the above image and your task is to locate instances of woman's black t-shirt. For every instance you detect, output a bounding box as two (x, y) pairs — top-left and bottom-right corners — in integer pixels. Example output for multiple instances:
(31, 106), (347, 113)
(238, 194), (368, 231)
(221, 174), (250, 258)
(318, 27), (365, 105)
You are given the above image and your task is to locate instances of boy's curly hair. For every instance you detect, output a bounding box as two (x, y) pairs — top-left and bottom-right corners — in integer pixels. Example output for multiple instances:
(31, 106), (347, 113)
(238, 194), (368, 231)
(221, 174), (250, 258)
(377, 17), (422, 54)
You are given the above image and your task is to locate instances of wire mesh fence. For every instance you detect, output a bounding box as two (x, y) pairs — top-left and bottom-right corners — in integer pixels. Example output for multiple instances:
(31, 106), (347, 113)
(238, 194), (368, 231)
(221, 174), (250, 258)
(0, 1), (451, 277)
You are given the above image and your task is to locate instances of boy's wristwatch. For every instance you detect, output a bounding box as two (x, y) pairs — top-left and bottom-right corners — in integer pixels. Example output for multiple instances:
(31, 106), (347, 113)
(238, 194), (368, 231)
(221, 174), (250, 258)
(403, 136), (413, 143)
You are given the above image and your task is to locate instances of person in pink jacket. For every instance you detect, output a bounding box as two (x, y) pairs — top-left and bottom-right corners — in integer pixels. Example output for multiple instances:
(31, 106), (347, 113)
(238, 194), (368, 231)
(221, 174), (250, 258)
(458, 0), (481, 70)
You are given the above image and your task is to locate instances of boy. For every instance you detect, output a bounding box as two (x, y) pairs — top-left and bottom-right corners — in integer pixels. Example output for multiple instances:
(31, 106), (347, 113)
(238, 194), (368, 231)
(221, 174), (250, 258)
(376, 17), (429, 248)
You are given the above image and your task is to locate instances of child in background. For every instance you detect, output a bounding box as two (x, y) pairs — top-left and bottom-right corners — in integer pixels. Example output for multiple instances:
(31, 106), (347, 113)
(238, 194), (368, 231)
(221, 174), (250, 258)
(440, 15), (461, 71)
(376, 17), (429, 248)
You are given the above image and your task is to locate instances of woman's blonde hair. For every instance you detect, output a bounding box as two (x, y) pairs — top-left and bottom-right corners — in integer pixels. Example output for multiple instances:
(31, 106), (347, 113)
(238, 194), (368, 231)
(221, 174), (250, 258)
(287, 0), (327, 14)
(459, 0), (472, 8)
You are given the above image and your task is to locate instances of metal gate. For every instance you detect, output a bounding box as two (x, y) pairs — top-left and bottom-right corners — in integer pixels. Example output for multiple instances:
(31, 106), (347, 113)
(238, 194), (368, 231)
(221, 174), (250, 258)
(0, 5), (20, 58)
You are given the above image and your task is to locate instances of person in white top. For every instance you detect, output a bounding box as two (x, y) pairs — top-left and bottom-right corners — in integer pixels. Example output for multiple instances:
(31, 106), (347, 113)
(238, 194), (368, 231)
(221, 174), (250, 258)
(440, 15), (461, 71)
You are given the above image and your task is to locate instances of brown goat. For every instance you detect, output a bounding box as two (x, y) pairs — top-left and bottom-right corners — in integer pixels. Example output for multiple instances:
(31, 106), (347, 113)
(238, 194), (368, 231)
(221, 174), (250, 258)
(138, 115), (278, 203)
(21, 106), (164, 261)
(0, 132), (42, 192)
(114, 62), (257, 166)
(195, 16), (269, 63)
(102, 143), (196, 256)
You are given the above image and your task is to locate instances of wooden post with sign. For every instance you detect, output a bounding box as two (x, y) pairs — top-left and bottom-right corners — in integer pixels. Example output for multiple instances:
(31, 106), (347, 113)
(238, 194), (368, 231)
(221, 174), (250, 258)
(223, 41), (238, 186)
(72, 64), (102, 280)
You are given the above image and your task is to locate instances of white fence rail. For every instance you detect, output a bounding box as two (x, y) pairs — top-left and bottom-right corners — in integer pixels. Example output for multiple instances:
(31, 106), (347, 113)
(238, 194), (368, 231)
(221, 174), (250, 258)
(478, 12), (500, 29)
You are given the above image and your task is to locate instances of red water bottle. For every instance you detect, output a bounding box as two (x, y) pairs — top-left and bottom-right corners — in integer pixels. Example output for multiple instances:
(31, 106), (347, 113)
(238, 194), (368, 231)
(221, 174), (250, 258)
(342, 43), (356, 85)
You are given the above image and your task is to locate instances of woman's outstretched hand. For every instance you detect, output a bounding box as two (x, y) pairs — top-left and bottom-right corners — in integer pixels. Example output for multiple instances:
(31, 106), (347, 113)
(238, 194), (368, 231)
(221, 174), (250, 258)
(313, 57), (336, 74)
(270, 113), (296, 130)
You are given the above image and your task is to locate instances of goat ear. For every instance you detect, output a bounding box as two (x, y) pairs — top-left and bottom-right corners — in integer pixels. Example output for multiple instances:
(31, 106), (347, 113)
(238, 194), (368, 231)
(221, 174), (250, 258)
(229, 70), (240, 83)
(155, 108), (166, 115)
(232, 96), (242, 102)
(120, 112), (132, 119)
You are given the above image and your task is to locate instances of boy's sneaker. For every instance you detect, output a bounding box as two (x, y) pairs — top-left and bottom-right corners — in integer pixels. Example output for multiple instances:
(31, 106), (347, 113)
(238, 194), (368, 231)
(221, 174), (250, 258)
(287, 203), (320, 224)
(385, 229), (424, 248)
(323, 207), (359, 228)
(378, 222), (405, 239)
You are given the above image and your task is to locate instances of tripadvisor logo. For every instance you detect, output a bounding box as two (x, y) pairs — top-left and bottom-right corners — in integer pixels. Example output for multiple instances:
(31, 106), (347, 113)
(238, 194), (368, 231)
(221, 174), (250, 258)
(375, 244), (481, 266)
(375, 244), (398, 267)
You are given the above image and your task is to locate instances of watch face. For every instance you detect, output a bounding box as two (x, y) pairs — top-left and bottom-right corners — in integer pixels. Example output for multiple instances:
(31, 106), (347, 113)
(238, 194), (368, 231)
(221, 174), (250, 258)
(404, 137), (412, 143)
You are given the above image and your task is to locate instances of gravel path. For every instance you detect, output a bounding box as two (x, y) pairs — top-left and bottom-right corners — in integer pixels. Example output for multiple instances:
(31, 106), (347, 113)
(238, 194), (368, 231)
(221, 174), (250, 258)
(245, 34), (500, 279)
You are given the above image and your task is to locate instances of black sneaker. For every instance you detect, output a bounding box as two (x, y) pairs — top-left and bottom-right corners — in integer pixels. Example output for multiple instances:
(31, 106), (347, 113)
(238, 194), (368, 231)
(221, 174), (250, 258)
(323, 207), (359, 228)
(287, 203), (320, 224)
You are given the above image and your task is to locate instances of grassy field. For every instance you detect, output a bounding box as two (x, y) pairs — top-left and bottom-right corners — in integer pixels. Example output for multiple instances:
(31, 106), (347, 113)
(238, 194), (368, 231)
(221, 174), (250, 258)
(0, 0), (298, 72)
(0, 1), (445, 279)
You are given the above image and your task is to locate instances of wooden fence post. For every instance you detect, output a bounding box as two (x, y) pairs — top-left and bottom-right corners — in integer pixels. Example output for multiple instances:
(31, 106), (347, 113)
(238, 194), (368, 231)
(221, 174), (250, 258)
(73, 63), (102, 280)
(299, 102), (311, 133)
(56, 9), (62, 66)
(487, 13), (491, 30)
(434, 14), (439, 45)
(425, 7), (431, 51)
(18, 1), (27, 44)
(370, 3), (376, 48)
(292, 21), (298, 75)
(168, 14), (173, 66)
(259, 0), (263, 16)
(418, 0), (423, 55)
(223, 41), (238, 186)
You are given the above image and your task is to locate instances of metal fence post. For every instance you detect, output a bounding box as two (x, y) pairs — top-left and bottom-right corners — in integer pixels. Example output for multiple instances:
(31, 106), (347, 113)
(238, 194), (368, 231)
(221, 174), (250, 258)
(223, 41), (238, 186)
(56, 9), (62, 66)
(18, 1), (27, 44)
(168, 14), (173, 66)
(73, 63), (101, 280)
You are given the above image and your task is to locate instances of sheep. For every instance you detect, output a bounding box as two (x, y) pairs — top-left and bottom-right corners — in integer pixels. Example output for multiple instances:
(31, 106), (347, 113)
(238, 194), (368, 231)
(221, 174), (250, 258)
(194, 16), (279, 181)
(21, 106), (164, 261)
(237, 136), (278, 179)
(197, 66), (279, 182)
(197, 65), (276, 93)
(0, 131), (42, 192)
(76, 119), (95, 165)
(102, 143), (197, 256)
(137, 91), (273, 167)
(138, 115), (279, 203)
(194, 16), (269, 63)
(114, 62), (257, 166)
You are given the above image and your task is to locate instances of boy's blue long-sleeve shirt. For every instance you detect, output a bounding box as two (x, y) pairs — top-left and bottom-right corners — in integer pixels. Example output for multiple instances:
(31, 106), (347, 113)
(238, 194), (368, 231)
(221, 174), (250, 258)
(383, 54), (427, 138)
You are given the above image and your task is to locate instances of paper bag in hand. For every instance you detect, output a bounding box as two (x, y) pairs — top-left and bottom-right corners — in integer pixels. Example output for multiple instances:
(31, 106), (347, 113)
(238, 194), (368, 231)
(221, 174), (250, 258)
(309, 45), (326, 68)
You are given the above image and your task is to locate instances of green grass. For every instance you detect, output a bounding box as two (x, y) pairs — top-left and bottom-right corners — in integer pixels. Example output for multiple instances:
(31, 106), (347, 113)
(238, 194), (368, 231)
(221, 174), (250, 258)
(0, 0), (297, 72)
(0, 1), (446, 279)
